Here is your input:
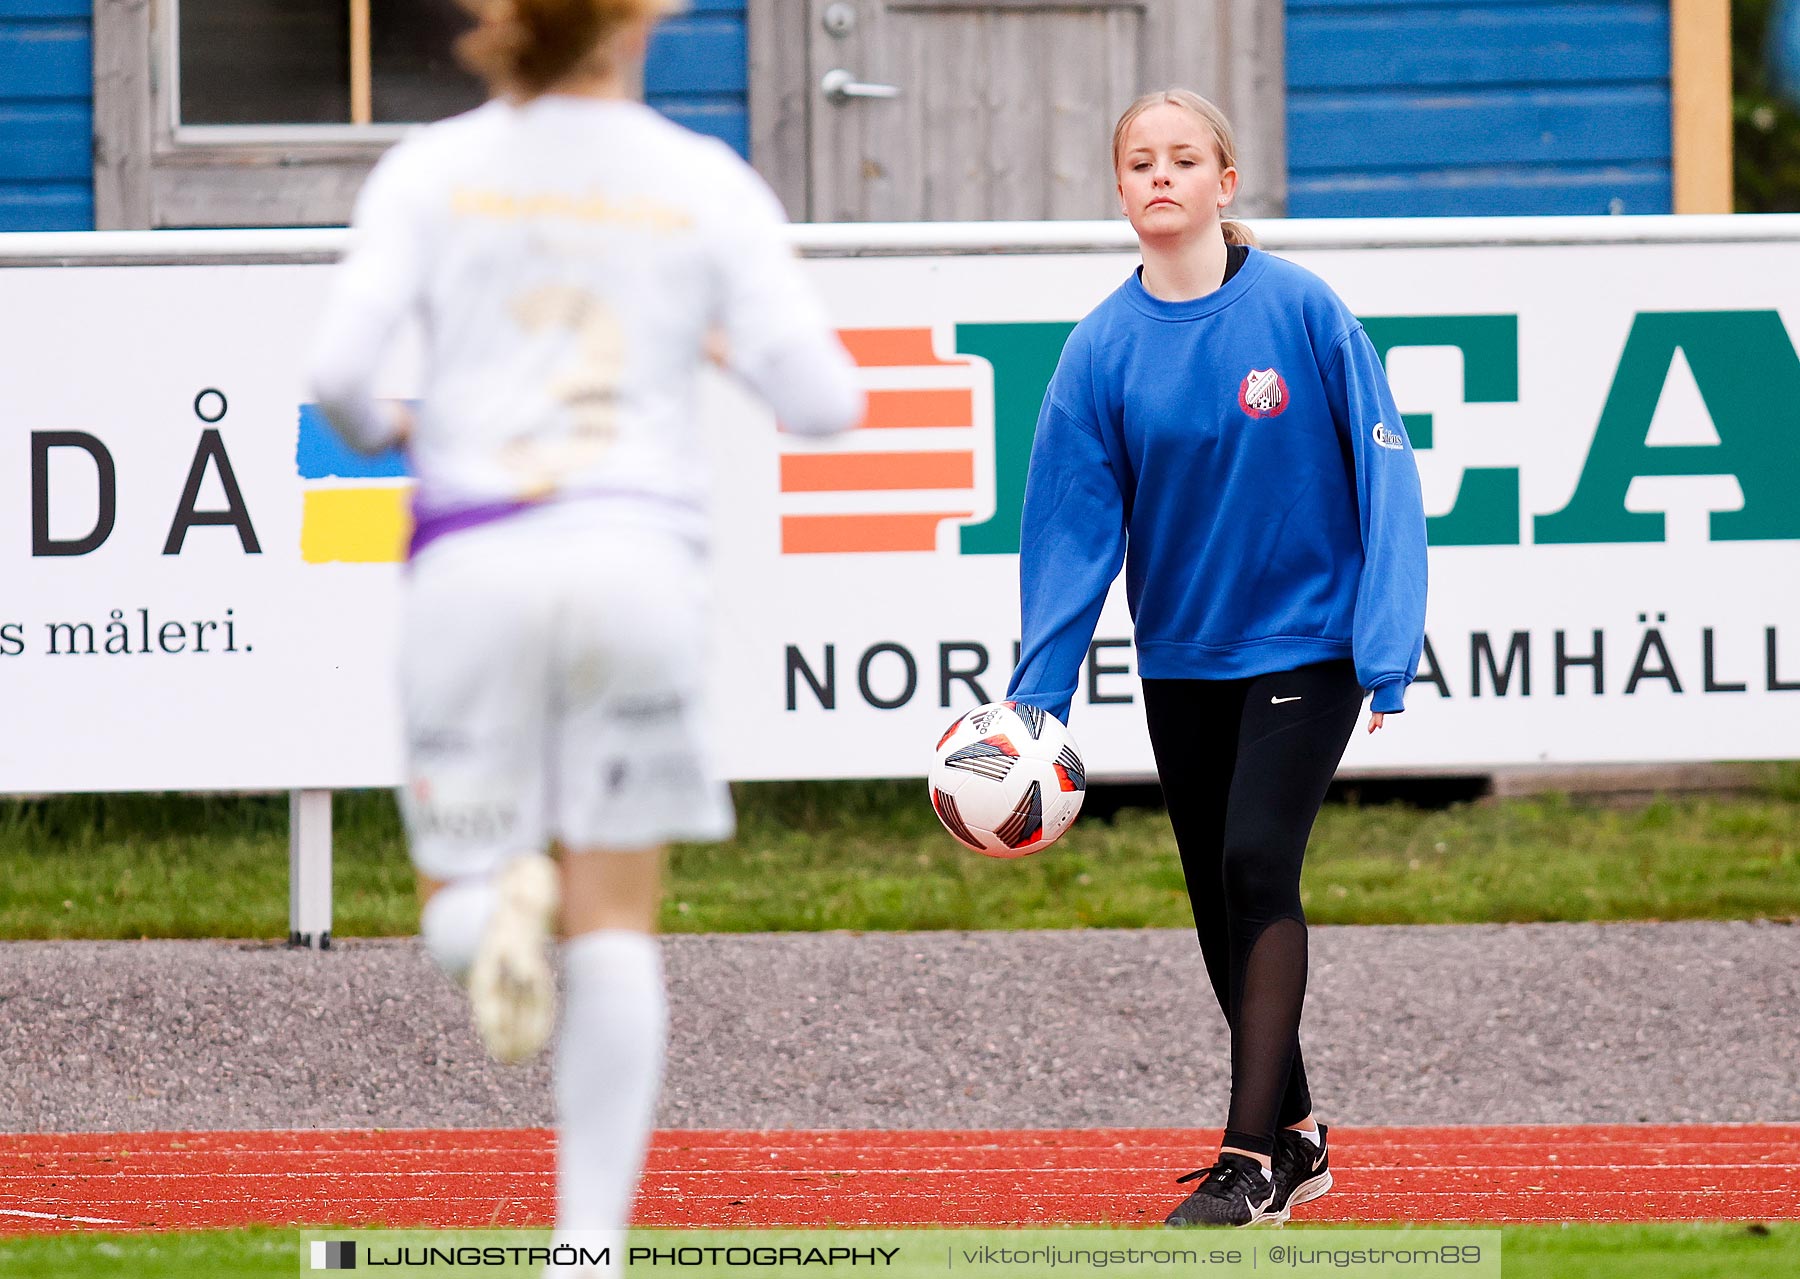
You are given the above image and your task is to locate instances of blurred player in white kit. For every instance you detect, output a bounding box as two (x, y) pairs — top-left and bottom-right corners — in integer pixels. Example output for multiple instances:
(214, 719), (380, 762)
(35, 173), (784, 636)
(307, 0), (861, 1262)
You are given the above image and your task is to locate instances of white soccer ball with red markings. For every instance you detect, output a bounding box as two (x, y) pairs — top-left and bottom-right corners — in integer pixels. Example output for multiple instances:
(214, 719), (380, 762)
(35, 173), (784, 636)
(927, 701), (1086, 858)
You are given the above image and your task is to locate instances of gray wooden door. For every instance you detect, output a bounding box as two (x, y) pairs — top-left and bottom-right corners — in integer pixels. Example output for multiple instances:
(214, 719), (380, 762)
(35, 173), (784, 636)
(795, 0), (1284, 222)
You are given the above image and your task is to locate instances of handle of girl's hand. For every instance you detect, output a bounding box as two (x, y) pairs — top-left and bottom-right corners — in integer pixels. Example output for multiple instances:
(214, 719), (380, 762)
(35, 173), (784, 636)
(1367, 712), (1385, 734)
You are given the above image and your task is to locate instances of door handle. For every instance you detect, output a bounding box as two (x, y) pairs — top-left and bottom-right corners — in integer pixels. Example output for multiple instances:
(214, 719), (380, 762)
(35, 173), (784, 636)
(821, 68), (901, 104)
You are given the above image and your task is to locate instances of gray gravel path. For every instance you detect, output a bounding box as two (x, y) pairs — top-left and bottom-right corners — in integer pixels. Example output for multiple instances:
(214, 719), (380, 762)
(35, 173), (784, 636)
(2, 922), (1796, 1133)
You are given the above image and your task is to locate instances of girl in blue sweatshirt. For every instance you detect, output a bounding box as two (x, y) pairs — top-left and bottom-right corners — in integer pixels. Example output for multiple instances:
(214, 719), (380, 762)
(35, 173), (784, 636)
(1006, 90), (1428, 1227)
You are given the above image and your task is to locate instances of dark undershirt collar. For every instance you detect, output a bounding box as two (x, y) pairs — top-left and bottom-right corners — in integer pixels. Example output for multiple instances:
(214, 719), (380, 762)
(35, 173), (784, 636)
(1221, 242), (1250, 287)
(1133, 241), (1253, 300)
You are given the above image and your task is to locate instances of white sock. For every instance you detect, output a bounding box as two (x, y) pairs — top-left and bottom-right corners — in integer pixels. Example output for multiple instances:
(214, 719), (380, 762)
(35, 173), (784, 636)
(1295, 1125), (1323, 1148)
(555, 930), (666, 1234)
(418, 876), (498, 983)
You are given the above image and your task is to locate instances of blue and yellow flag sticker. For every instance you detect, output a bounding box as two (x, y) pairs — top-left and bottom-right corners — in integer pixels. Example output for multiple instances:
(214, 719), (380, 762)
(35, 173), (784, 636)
(297, 405), (413, 564)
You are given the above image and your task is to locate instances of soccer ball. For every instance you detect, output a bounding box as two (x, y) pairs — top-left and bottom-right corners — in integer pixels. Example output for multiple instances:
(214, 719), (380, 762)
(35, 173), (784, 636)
(927, 701), (1086, 857)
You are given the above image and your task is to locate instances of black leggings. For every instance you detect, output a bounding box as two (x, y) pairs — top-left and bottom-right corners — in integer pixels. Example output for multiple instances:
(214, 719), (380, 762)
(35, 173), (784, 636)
(1142, 659), (1363, 1159)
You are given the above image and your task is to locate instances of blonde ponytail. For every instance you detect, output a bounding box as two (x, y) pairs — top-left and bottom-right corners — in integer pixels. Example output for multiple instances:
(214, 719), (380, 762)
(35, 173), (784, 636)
(457, 0), (678, 98)
(1222, 220), (1258, 248)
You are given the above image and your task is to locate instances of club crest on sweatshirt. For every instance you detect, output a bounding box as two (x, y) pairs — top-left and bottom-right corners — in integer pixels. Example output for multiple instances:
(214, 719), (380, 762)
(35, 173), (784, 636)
(1238, 367), (1289, 418)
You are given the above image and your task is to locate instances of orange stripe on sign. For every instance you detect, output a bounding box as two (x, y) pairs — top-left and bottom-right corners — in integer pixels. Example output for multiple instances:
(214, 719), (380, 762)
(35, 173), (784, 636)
(781, 451), (974, 493)
(860, 389), (974, 430)
(838, 328), (956, 368)
(782, 513), (972, 554)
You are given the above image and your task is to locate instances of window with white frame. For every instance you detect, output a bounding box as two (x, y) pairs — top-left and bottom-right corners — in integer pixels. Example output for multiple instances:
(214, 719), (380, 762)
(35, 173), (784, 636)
(175, 0), (485, 130)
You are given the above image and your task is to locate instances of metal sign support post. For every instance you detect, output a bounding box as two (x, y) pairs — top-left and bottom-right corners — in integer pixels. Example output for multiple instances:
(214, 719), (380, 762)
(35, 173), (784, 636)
(288, 789), (333, 949)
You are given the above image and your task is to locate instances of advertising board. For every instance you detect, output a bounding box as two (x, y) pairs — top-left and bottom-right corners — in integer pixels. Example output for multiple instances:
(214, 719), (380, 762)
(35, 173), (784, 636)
(4, 221), (1798, 789)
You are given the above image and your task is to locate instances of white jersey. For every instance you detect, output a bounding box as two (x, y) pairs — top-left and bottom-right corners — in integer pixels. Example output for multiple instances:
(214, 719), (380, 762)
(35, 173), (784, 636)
(308, 96), (860, 548)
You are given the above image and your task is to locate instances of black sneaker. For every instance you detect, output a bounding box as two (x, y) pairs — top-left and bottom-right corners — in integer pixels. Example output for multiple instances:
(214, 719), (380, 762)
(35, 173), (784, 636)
(1163, 1153), (1277, 1227)
(1269, 1122), (1333, 1224)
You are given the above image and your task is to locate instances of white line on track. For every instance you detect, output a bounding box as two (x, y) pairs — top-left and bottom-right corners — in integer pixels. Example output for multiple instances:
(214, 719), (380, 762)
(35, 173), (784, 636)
(7, 1139), (1798, 1155)
(0, 1208), (128, 1225)
(0, 1171), (552, 1181)
(7, 1158), (1796, 1171)
(657, 1189), (1800, 1198)
(5, 1164), (1799, 1181)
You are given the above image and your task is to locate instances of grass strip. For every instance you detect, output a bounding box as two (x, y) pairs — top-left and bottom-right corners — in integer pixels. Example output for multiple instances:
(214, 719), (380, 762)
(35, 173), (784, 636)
(0, 1223), (1791, 1279)
(0, 774), (1796, 940)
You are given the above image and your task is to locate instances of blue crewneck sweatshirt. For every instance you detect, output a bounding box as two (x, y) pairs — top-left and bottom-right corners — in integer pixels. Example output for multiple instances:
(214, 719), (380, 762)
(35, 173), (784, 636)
(1005, 248), (1428, 722)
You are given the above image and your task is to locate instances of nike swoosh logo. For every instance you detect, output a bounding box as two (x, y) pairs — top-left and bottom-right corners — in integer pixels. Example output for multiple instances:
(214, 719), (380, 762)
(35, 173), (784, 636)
(1312, 1149), (1326, 1170)
(1271, 696), (1302, 705)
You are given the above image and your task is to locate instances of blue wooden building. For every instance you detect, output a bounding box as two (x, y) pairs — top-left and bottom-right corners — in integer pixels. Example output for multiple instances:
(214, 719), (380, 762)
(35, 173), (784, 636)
(1, 0), (90, 230)
(1289, 0), (1681, 217)
(0, 0), (1731, 232)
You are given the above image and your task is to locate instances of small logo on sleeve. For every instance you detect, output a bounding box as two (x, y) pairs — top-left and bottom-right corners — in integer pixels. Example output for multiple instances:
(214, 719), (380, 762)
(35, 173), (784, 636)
(1371, 422), (1406, 450)
(1238, 368), (1289, 419)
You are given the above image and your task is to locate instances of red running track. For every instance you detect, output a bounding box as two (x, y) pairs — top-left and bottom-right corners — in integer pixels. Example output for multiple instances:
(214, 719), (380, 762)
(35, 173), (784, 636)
(2, 1125), (1796, 1234)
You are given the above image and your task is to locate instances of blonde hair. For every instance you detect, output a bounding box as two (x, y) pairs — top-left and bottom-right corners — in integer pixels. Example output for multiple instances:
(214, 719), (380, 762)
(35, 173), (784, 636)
(457, 0), (679, 98)
(1111, 89), (1257, 247)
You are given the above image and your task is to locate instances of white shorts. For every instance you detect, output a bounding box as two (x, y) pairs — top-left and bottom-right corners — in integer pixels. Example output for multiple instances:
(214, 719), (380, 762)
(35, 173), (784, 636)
(398, 507), (734, 881)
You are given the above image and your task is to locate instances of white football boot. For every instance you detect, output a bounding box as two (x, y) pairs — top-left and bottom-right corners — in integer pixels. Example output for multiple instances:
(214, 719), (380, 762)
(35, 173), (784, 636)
(468, 852), (560, 1064)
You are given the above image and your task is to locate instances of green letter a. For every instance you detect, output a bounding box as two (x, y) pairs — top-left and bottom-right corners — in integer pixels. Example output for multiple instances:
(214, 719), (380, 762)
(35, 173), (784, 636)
(1536, 311), (1800, 543)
